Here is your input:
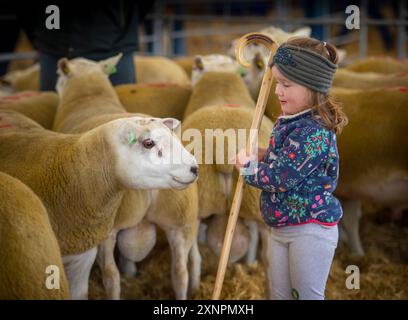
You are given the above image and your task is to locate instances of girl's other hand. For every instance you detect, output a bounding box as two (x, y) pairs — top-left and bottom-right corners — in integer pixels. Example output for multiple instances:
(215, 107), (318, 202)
(231, 148), (256, 171)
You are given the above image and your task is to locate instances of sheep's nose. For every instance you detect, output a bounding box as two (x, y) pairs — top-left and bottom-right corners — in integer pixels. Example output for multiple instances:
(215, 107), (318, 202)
(190, 166), (199, 176)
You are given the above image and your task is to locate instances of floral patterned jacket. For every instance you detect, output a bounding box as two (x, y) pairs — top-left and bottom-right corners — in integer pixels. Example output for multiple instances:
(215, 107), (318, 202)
(242, 109), (343, 228)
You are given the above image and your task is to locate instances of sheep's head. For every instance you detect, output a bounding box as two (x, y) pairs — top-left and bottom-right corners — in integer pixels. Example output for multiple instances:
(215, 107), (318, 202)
(109, 116), (198, 190)
(190, 53), (265, 99)
(191, 54), (243, 86)
(56, 53), (123, 94)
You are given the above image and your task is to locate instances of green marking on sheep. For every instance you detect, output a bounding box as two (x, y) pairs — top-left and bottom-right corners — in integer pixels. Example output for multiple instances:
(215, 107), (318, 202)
(106, 65), (117, 75)
(237, 66), (247, 77)
(128, 131), (137, 145)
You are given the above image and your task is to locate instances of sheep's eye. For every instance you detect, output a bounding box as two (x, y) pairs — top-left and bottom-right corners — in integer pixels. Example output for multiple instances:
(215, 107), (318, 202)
(142, 139), (155, 149)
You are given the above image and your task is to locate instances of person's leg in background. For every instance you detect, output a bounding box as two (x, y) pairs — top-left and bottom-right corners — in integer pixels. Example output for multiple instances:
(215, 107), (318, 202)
(301, 0), (325, 40)
(368, 1), (393, 50)
(0, 6), (20, 76)
(39, 51), (60, 91)
(288, 224), (338, 300)
(108, 51), (136, 85)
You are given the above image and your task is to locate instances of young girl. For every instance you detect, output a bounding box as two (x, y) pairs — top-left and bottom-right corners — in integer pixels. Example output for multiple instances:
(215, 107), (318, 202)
(234, 37), (348, 300)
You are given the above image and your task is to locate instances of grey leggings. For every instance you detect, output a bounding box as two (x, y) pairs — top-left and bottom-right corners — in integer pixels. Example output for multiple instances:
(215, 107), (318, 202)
(267, 223), (338, 300)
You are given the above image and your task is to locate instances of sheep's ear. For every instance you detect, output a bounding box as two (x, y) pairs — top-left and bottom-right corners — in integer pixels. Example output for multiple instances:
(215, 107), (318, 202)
(337, 49), (347, 64)
(253, 52), (265, 70)
(194, 56), (204, 70)
(58, 58), (71, 75)
(161, 118), (180, 131)
(100, 53), (123, 75)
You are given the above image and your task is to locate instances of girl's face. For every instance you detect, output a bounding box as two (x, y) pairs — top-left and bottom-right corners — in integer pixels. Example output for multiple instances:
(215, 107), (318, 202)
(272, 66), (312, 115)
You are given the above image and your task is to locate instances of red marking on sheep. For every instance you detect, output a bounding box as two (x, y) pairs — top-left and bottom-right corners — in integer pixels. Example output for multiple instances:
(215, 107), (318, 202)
(136, 83), (181, 89)
(21, 91), (41, 97)
(385, 87), (408, 93)
(2, 95), (20, 101)
(397, 71), (408, 77)
(0, 114), (12, 128)
(0, 91), (42, 103)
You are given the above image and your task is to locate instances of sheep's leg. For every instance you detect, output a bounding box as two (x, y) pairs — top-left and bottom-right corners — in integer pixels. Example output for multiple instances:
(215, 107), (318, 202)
(97, 231), (121, 300)
(338, 222), (349, 243)
(188, 233), (201, 296)
(197, 220), (208, 244)
(118, 253), (137, 277)
(244, 219), (259, 264)
(258, 224), (273, 299)
(340, 199), (365, 256)
(165, 228), (191, 300)
(62, 247), (97, 300)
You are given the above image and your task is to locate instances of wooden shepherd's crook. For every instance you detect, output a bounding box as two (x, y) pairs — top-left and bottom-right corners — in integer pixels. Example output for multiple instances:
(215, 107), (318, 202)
(212, 33), (277, 300)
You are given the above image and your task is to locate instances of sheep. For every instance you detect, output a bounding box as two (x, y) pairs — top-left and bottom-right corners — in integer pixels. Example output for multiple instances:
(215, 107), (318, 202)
(53, 54), (128, 132)
(115, 83), (192, 120)
(112, 185), (201, 301)
(0, 91), (58, 129)
(266, 85), (408, 255)
(134, 55), (191, 85)
(191, 54), (242, 87)
(333, 68), (408, 90)
(190, 53), (266, 100)
(345, 56), (408, 74)
(0, 107), (197, 300)
(0, 171), (70, 299)
(173, 56), (195, 78)
(331, 86), (408, 255)
(99, 183), (201, 300)
(190, 53), (267, 100)
(145, 185), (201, 299)
(53, 54), (200, 300)
(1, 63), (40, 92)
(183, 71), (255, 119)
(181, 105), (274, 265)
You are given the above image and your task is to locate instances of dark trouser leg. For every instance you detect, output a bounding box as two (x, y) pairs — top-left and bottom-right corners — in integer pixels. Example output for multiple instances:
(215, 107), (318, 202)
(39, 52), (60, 91)
(108, 52), (136, 85)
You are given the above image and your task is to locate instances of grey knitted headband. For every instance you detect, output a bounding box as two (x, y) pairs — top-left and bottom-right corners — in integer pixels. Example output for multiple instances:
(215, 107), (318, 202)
(272, 44), (337, 93)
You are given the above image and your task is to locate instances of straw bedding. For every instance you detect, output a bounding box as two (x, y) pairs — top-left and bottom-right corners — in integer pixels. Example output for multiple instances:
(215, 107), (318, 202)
(89, 206), (407, 300)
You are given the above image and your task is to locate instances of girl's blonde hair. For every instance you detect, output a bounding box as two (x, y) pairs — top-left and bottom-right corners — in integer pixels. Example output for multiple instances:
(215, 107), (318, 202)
(286, 37), (348, 135)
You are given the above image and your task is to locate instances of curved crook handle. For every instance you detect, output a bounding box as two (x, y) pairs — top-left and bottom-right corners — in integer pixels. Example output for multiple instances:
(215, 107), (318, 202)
(234, 32), (277, 67)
